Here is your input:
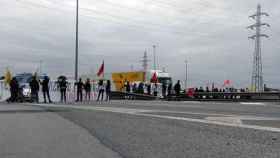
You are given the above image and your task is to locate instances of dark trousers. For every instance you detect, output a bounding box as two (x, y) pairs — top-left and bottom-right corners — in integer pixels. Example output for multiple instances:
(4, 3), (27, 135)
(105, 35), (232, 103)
(97, 89), (104, 101)
(76, 90), (83, 102)
(167, 90), (171, 96)
(43, 90), (52, 103)
(106, 90), (110, 101)
(10, 90), (17, 102)
(85, 91), (91, 101)
(60, 89), (66, 103)
(31, 91), (39, 103)
(154, 91), (158, 96)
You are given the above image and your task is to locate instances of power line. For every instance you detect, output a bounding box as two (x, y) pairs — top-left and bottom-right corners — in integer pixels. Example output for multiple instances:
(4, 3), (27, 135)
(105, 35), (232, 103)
(15, 0), (192, 35)
(15, 0), (221, 38)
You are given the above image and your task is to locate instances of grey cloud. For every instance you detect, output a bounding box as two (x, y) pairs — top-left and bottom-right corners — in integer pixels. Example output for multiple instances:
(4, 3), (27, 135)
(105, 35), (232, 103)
(0, 0), (279, 88)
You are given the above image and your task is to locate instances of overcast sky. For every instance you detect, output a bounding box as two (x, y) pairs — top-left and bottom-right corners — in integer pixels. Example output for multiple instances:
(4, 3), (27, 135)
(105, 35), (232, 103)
(0, 0), (279, 88)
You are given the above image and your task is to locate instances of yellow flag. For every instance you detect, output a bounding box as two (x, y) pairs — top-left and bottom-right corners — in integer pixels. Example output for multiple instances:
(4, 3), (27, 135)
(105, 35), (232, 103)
(250, 85), (256, 92)
(4, 68), (12, 85)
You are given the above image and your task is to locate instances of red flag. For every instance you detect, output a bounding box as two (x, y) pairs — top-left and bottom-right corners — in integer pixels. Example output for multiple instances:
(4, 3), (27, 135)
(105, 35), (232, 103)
(223, 80), (230, 87)
(151, 72), (158, 83)
(187, 88), (195, 97)
(97, 61), (104, 77)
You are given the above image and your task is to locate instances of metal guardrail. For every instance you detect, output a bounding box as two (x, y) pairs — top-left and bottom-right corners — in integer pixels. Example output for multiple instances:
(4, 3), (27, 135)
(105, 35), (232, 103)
(108, 91), (280, 101)
(166, 92), (280, 101)
(110, 91), (157, 100)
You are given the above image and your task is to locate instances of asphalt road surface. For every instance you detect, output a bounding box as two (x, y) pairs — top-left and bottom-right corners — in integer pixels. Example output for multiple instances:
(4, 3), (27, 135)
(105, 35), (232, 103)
(1, 100), (280, 158)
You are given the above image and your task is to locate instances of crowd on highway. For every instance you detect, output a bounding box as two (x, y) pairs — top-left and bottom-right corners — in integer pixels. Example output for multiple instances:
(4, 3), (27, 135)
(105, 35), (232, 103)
(7, 75), (112, 103)
(6, 73), (184, 103)
(122, 80), (182, 98)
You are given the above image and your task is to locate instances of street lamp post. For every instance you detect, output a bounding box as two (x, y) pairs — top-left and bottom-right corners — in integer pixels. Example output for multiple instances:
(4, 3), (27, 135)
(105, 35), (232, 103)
(74, 0), (79, 81)
(39, 60), (42, 76)
(185, 60), (188, 90)
(153, 45), (156, 71)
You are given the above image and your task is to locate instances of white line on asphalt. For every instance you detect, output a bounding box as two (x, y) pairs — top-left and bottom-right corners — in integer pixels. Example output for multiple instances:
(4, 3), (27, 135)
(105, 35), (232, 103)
(240, 102), (266, 106)
(138, 113), (280, 133)
(30, 103), (280, 133)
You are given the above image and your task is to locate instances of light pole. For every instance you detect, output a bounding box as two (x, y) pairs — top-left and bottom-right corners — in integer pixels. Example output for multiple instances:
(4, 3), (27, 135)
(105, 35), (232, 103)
(153, 45), (156, 71)
(185, 60), (188, 90)
(39, 60), (42, 75)
(74, 0), (79, 81)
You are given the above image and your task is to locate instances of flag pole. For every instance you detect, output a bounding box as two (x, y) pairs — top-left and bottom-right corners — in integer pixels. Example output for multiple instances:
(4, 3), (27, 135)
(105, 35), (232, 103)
(102, 60), (105, 79)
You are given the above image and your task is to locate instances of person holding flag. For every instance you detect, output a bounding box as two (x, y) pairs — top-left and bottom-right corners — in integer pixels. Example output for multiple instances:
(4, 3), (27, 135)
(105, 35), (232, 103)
(96, 61), (105, 101)
(151, 72), (158, 96)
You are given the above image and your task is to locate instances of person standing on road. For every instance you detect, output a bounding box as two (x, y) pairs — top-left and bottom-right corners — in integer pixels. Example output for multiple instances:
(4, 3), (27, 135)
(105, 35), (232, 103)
(146, 83), (151, 95)
(105, 80), (111, 101)
(75, 78), (84, 102)
(174, 80), (181, 97)
(153, 83), (158, 96)
(9, 77), (19, 102)
(59, 78), (67, 103)
(29, 76), (40, 103)
(167, 82), (173, 96)
(138, 82), (144, 94)
(162, 82), (167, 98)
(84, 78), (91, 101)
(125, 81), (131, 93)
(40, 76), (52, 103)
(132, 83), (137, 93)
(97, 80), (105, 101)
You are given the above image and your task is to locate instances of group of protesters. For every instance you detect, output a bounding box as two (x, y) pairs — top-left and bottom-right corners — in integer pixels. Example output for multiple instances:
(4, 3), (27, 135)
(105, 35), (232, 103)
(7, 73), (185, 103)
(73, 78), (111, 102)
(7, 75), (112, 103)
(53, 77), (112, 103)
(122, 80), (182, 98)
(7, 75), (51, 103)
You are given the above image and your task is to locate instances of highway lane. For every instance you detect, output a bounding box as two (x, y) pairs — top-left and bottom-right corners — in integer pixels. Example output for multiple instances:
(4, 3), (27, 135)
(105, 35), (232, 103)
(0, 103), (121, 158)
(30, 101), (280, 158)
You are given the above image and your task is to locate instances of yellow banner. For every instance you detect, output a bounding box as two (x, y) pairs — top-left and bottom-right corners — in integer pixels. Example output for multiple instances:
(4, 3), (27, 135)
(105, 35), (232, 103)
(112, 72), (145, 91)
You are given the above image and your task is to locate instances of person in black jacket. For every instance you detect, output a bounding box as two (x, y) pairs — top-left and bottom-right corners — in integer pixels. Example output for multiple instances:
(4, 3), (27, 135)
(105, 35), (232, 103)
(9, 77), (19, 102)
(97, 80), (104, 101)
(146, 83), (151, 95)
(29, 76), (40, 103)
(75, 78), (84, 102)
(167, 82), (173, 96)
(40, 76), (52, 103)
(162, 82), (167, 98)
(174, 80), (181, 97)
(84, 78), (91, 101)
(105, 80), (111, 101)
(58, 78), (67, 103)
(125, 81), (131, 93)
(138, 82), (144, 94)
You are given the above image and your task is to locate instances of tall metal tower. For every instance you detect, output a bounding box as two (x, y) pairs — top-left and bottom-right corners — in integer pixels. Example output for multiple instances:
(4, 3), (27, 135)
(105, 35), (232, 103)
(140, 50), (150, 72)
(247, 4), (270, 92)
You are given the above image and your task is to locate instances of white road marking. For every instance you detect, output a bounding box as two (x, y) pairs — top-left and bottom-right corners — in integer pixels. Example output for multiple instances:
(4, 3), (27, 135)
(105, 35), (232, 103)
(205, 115), (280, 125)
(205, 117), (242, 124)
(110, 101), (204, 108)
(30, 103), (280, 133)
(240, 102), (266, 106)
